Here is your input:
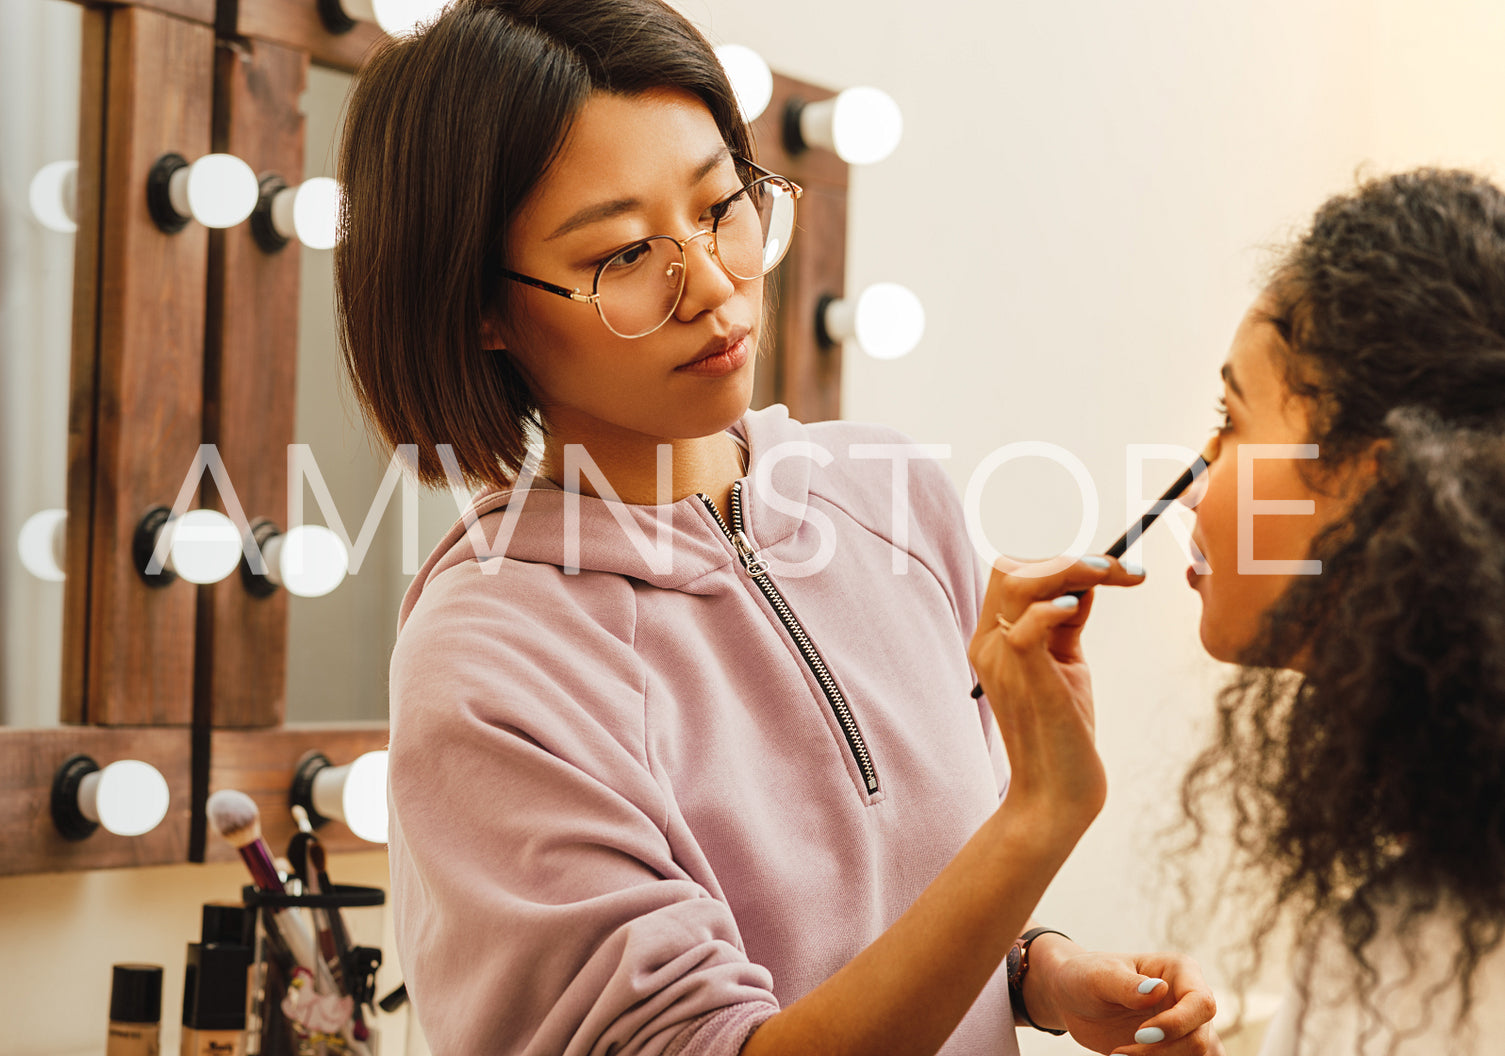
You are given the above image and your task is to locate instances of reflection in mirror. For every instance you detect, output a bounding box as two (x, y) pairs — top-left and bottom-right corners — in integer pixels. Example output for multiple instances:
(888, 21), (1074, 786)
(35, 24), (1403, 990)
(288, 65), (455, 724)
(1, 0), (81, 727)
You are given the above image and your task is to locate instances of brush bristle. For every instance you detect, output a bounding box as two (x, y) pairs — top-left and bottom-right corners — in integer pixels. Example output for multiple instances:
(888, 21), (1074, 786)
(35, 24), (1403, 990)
(206, 789), (262, 847)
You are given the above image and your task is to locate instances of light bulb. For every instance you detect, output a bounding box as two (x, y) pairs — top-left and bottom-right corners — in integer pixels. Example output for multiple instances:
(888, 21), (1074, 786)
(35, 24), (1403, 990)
(798, 87), (904, 165)
(164, 510), (244, 584)
(166, 154), (259, 229)
(263, 524), (350, 597)
(337, 0), (443, 35)
(79, 760), (171, 837)
(310, 750), (389, 843)
(19, 508), (67, 581)
(292, 177), (341, 249)
(29, 161), (78, 233)
(819, 283), (926, 360)
(715, 44), (773, 123)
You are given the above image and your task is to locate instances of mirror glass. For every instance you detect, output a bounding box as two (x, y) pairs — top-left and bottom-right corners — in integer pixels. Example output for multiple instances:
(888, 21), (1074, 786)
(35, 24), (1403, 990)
(0, 0), (81, 727)
(286, 64), (457, 724)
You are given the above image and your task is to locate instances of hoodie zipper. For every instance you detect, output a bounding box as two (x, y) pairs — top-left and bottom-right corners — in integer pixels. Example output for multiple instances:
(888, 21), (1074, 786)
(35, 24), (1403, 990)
(699, 482), (880, 796)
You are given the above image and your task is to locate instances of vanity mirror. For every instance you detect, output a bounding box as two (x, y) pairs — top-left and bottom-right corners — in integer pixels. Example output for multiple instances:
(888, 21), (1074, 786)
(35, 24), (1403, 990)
(0, 0), (850, 876)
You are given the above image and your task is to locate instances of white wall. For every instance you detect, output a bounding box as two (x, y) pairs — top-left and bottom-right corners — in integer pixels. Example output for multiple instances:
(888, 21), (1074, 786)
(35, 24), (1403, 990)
(4, 1), (1505, 1054)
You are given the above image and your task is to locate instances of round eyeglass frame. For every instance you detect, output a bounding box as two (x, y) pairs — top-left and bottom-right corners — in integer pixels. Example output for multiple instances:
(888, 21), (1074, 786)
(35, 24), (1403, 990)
(498, 159), (803, 339)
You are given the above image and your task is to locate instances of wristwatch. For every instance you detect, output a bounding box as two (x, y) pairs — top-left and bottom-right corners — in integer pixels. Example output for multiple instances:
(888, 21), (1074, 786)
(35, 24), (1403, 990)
(1006, 926), (1070, 1035)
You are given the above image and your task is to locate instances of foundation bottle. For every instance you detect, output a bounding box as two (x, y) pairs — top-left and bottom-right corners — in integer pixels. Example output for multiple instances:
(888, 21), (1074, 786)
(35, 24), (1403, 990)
(107, 963), (163, 1056)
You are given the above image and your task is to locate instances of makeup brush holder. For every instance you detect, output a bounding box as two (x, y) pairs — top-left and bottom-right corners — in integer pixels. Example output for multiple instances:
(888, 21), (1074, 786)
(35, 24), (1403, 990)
(242, 884), (386, 1056)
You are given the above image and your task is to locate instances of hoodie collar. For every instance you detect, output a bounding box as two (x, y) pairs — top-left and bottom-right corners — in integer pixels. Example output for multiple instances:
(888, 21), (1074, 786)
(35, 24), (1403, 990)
(408, 404), (815, 597)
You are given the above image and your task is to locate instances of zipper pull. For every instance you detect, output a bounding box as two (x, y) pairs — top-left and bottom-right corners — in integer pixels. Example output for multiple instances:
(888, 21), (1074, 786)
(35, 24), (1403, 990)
(732, 530), (769, 578)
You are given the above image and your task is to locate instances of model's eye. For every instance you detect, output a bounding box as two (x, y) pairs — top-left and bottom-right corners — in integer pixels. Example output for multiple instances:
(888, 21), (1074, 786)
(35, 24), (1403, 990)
(1214, 396), (1232, 433)
(602, 241), (653, 272)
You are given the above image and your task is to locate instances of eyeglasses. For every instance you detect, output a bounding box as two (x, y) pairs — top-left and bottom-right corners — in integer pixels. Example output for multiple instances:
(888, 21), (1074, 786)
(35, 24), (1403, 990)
(499, 159), (803, 339)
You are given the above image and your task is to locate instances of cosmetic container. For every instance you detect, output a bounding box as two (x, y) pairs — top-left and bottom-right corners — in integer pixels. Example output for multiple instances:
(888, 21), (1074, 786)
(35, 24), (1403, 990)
(242, 884), (385, 1056)
(108, 963), (164, 1056)
(182, 905), (254, 1056)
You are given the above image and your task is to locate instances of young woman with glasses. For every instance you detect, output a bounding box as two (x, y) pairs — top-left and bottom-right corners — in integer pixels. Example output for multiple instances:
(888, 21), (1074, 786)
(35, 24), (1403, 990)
(335, 2), (1222, 1054)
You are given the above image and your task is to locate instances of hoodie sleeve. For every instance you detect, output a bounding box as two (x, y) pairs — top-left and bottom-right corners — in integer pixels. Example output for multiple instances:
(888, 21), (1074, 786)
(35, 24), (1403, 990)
(387, 557), (779, 1056)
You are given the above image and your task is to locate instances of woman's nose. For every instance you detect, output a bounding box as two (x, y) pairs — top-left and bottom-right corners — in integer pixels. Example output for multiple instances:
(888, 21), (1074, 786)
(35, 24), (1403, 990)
(674, 232), (736, 322)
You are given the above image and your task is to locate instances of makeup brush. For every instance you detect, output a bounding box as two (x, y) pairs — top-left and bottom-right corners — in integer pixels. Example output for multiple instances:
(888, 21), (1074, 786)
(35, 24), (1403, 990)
(207, 790), (335, 993)
(970, 437), (1218, 700)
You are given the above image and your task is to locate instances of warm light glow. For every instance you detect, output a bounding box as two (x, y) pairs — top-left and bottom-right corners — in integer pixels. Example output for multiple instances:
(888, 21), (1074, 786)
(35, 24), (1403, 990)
(823, 283), (926, 360)
(80, 760), (171, 837)
(268, 524), (350, 597)
(831, 87), (904, 165)
(292, 177), (341, 250)
(800, 87), (904, 165)
(29, 161), (77, 233)
(312, 750), (390, 843)
(715, 44), (773, 123)
(348, 0), (446, 36)
(854, 283), (925, 359)
(164, 510), (244, 584)
(19, 508), (67, 581)
(171, 154), (259, 229)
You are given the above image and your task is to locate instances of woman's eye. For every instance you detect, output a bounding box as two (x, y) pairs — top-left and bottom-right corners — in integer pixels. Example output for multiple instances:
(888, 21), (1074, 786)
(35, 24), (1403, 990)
(602, 242), (651, 271)
(708, 190), (747, 225)
(1214, 396), (1232, 432)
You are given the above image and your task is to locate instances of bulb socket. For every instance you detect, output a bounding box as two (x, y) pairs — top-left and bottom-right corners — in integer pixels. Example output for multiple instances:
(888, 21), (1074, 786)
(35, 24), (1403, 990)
(51, 753), (101, 841)
(289, 750), (334, 829)
(147, 154), (191, 234)
(814, 293), (842, 349)
(133, 506), (178, 587)
(782, 98), (810, 156)
(251, 174), (292, 253)
(316, 0), (358, 33)
(241, 518), (282, 598)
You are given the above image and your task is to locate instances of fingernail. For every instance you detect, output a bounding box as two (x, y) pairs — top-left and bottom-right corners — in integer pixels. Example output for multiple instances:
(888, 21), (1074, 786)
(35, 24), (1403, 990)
(1051, 595), (1080, 611)
(1135, 1027), (1166, 1044)
(1137, 977), (1165, 994)
(1123, 560), (1145, 577)
(1081, 555), (1111, 570)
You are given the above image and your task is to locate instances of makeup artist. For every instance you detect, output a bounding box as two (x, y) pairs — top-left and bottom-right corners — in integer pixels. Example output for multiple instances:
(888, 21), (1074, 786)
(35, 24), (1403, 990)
(334, 2), (1222, 1054)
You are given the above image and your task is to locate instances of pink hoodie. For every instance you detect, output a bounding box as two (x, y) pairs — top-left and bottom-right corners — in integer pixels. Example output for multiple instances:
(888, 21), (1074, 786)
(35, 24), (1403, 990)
(388, 405), (1018, 1055)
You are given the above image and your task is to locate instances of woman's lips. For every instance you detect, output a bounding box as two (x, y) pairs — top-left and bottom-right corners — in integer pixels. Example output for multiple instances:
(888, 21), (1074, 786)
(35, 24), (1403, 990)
(675, 334), (750, 377)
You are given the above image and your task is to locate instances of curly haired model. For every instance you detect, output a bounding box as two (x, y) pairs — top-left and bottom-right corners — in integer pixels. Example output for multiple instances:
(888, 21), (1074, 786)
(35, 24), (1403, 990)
(1180, 168), (1505, 1054)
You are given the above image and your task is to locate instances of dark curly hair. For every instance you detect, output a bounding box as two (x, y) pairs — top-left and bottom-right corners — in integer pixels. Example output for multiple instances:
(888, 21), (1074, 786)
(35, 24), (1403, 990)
(1177, 169), (1505, 1048)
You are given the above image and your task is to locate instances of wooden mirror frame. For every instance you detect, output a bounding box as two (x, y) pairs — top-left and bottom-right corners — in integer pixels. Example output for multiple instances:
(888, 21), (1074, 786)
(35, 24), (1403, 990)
(0, 0), (847, 876)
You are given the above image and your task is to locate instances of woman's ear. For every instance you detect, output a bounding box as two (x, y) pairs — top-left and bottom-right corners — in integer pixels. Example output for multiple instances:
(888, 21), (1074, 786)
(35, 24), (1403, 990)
(479, 310), (507, 352)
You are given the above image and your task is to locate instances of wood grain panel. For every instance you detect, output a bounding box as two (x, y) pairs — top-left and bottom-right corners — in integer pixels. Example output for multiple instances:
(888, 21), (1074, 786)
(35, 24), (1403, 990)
(48, 0), (216, 28)
(61, 8), (110, 726)
(200, 40), (308, 729)
(0, 727), (191, 875)
(204, 725), (390, 864)
(749, 74), (847, 423)
(71, 7), (216, 726)
(236, 0), (386, 74)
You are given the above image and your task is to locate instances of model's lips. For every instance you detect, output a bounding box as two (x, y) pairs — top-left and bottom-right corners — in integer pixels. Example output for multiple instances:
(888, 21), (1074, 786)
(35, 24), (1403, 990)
(677, 326), (752, 371)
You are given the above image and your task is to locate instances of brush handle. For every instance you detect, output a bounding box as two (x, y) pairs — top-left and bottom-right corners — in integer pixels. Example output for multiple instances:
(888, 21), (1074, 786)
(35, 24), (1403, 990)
(968, 459), (1204, 700)
(238, 836), (285, 893)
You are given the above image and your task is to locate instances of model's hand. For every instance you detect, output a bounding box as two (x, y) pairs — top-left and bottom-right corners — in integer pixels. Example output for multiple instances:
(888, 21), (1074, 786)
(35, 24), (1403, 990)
(968, 555), (1145, 823)
(1035, 947), (1224, 1056)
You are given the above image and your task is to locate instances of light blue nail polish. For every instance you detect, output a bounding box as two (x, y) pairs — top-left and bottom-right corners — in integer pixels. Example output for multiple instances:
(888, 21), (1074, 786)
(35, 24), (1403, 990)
(1081, 555), (1110, 570)
(1123, 560), (1145, 577)
(1052, 595), (1080, 610)
(1138, 977), (1165, 994)
(1135, 1027), (1166, 1045)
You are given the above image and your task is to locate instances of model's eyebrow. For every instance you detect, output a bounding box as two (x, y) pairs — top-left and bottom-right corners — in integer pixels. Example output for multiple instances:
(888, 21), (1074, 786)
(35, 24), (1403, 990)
(1221, 363), (1246, 403)
(544, 147), (734, 242)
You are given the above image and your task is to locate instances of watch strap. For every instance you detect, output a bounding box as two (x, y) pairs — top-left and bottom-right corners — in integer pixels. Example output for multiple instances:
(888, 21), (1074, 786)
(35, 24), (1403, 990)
(1006, 927), (1071, 1036)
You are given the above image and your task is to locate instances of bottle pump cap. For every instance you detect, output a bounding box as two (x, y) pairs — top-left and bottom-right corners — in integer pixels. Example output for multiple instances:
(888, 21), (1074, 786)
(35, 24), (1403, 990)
(109, 963), (163, 1025)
